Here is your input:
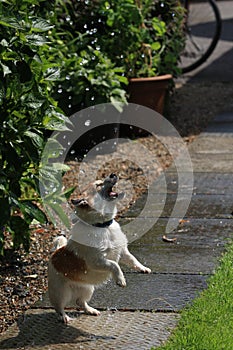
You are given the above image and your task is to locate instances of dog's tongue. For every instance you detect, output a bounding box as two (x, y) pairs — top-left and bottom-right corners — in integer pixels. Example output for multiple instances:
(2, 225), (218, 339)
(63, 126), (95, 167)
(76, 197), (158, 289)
(110, 191), (118, 198)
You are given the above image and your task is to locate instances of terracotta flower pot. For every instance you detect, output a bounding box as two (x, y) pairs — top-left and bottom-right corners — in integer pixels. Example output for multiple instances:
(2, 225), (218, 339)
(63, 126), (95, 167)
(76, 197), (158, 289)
(119, 74), (172, 138)
(127, 74), (172, 114)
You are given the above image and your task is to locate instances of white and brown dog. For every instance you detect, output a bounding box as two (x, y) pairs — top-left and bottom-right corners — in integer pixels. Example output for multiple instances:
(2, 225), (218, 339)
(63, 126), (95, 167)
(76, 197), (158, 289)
(48, 173), (151, 323)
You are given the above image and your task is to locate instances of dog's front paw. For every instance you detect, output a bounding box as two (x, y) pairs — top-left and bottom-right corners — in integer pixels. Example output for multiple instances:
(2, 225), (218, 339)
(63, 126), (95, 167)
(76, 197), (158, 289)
(142, 266), (151, 273)
(138, 265), (151, 274)
(116, 275), (126, 288)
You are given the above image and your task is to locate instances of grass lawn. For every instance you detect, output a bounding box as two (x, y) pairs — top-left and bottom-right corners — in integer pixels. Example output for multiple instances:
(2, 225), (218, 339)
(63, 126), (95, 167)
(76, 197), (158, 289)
(156, 241), (233, 350)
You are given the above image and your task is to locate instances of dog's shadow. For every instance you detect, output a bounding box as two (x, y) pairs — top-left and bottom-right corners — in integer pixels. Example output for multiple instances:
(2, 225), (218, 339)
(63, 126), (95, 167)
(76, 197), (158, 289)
(0, 310), (115, 349)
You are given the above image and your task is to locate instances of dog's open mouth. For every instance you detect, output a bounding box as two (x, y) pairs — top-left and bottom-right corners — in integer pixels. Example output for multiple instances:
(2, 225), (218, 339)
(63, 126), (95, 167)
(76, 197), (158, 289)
(100, 173), (119, 200)
(108, 189), (118, 199)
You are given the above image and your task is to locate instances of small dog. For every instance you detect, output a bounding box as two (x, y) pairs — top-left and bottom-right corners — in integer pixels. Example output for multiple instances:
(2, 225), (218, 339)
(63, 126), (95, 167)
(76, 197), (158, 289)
(48, 173), (151, 323)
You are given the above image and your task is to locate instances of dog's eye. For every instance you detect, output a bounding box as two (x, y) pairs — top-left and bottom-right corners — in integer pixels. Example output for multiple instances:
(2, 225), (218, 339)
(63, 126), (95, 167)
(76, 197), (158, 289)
(95, 180), (103, 188)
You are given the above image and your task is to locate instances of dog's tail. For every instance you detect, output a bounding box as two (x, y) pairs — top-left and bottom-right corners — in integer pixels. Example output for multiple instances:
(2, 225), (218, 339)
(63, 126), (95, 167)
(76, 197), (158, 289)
(50, 235), (67, 252)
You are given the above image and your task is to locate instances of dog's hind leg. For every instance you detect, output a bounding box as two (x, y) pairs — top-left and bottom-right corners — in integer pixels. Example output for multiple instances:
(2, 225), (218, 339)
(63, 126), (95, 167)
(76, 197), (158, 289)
(50, 284), (74, 324)
(75, 285), (100, 316)
(48, 266), (73, 323)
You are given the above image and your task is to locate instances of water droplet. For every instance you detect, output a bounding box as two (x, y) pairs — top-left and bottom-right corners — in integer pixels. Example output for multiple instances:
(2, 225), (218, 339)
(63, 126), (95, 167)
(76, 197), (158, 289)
(70, 150), (75, 155)
(91, 96), (95, 101)
(58, 88), (62, 93)
(85, 87), (90, 91)
(85, 120), (91, 127)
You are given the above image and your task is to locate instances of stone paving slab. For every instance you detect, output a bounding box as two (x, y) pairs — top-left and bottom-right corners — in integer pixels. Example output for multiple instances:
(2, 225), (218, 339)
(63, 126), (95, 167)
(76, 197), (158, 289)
(91, 274), (207, 312)
(168, 153), (233, 173)
(201, 123), (233, 134)
(35, 273), (207, 312)
(188, 135), (233, 153)
(184, 194), (233, 218)
(213, 112), (233, 123)
(141, 172), (233, 195)
(131, 245), (220, 275)
(0, 309), (179, 350)
(128, 218), (233, 274)
(161, 172), (233, 195)
(122, 193), (233, 219)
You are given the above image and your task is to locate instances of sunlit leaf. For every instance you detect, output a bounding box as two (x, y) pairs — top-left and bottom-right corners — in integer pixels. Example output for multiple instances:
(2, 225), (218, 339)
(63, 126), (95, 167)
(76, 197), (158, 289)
(47, 201), (70, 228)
(24, 130), (44, 148)
(31, 18), (54, 32)
(26, 34), (49, 46)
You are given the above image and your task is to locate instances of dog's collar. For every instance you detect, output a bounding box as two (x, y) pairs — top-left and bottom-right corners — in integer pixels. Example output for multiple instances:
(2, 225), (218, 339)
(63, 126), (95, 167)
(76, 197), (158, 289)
(92, 219), (113, 228)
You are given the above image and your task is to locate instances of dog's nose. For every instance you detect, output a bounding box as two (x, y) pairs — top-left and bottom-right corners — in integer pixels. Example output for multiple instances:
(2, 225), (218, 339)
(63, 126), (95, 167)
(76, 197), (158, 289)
(109, 173), (117, 179)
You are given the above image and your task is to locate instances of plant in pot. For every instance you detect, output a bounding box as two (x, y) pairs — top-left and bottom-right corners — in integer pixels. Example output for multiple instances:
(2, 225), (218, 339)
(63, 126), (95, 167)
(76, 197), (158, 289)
(55, 0), (185, 114)
(97, 0), (186, 114)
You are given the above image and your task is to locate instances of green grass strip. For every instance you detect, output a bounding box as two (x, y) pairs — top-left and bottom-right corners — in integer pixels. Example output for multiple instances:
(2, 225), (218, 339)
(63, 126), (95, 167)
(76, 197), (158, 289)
(156, 241), (233, 350)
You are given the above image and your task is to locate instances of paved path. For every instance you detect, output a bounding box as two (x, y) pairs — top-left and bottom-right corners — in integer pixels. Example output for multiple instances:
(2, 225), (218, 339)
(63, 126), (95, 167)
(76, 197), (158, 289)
(1, 114), (233, 350)
(1, 2), (233, 348)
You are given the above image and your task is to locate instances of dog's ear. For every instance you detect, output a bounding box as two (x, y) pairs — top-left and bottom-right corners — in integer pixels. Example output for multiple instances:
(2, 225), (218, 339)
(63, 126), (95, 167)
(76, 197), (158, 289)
(118, 192), (125, 200)
(71, 198), (89, 207)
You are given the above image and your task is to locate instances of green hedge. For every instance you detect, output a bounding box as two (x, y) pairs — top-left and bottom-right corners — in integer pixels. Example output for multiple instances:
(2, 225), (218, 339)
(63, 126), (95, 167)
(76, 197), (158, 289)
(0, 0), (127, 254)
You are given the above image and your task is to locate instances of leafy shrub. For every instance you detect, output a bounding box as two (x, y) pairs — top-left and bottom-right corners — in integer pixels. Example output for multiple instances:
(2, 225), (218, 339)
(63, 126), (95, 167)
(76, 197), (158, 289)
(43, 0), (127, 115)
(61, 0), (185, 78)
(0, 0), (128, 254)
(0, 0), (70, 253)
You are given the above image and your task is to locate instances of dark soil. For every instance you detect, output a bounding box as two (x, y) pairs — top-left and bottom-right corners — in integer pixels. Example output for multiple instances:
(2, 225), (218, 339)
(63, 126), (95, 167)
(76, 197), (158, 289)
(1, 81), (233, 334)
